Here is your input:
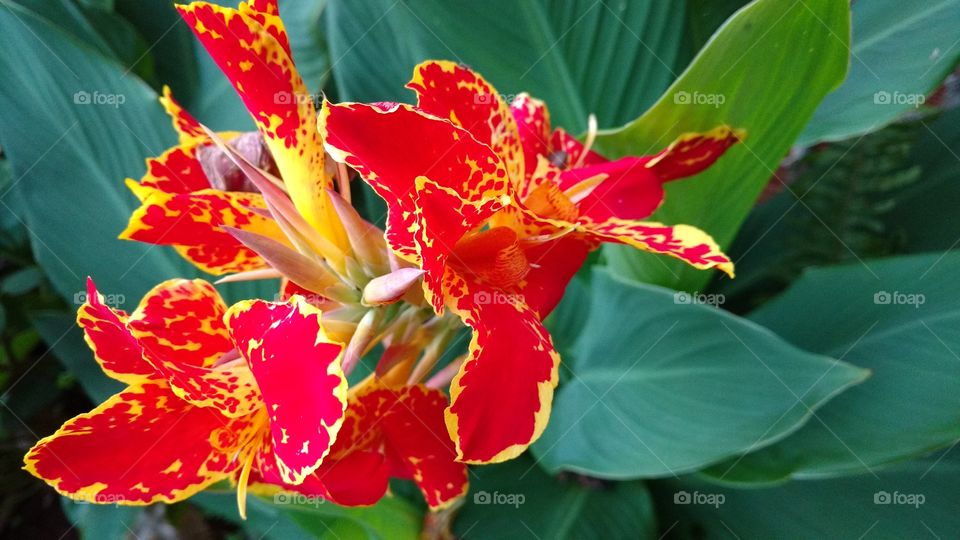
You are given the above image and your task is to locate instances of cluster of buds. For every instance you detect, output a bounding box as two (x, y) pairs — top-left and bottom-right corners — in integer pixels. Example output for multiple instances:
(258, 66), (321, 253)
(23, 0), (742, 520)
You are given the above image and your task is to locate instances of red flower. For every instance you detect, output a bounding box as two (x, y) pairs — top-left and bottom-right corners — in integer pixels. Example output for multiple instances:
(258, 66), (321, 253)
(320, 60), (742, 463)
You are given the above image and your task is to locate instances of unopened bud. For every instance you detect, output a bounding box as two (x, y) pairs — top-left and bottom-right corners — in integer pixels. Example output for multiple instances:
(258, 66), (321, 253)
(362, 268), (424, 306)
(197, 132), (278, 192)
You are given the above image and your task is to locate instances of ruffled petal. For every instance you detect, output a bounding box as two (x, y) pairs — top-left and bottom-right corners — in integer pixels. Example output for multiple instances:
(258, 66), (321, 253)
(226, 297), (347, 484)
(407, 60), (524, 184)
(120, 184), (282, 275)
(321, 101), (511, 312)
(127, 279), (233, 368)
(442, 272), (560, 464)
(377, 385), (467, 509)
(24, 382), (253, 504)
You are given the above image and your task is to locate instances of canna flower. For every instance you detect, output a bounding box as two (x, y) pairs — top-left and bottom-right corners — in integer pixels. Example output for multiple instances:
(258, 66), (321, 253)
(28, 1), (468, 513)
(24, 278), (348, 514)
(319, 60), (742, 463)
(120, 0), (347, 275)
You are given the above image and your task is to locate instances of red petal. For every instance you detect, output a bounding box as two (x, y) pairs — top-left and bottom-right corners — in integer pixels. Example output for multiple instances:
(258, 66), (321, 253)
(407, 60), (524, 184)
(226, 297), (347, 484)
(519, 236), (590, 318)
(646, 126), (744, 181)
(560, 156), (666, 221)
(120, 185), (283, 275)
(138, 142), (211, 194)
(444, 273), (560, 464)
(378, 385), (467, 509)
(76, 278), (155, 384)
(510, 93), (552, 188)
(127, 279), (233, 369)
(159, 86), (206, 143)
(24, 382), (253, 504)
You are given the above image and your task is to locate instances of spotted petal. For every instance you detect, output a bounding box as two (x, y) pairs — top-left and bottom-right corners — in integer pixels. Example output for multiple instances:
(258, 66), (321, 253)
(443, 271), (560, 464)
(177, 1), (341, 244)
(226, 297), (347, 485)
(76, 278), (155, 384)
(24, 382), (254, 505)
(408, 60), (524, 184)
(120, 183), (283, 275)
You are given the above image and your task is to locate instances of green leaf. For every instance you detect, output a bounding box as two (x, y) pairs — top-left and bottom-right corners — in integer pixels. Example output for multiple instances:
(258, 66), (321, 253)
(61, 498), (141, 540)
(531, 269), (867, 479)
(326, 0), (687, 130)
(194, 492), (422, 540)
(0, 3), (275, 305)
(31, 311), (123, 402)
(1, 266), (42, 295)
(709, 252), (960, 482)
(454, 456), (656, 539)
(799, 0), (960, 145)
(599, 0), (850, 292)
(0, 2), (195, 302)
(658, 454), (960, 538)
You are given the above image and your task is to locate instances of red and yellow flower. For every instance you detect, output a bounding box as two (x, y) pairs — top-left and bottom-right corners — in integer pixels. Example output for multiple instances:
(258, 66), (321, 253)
(24, 278), (347, 512)
(320, 60), (742, 463)
(26, 0), (468, 515)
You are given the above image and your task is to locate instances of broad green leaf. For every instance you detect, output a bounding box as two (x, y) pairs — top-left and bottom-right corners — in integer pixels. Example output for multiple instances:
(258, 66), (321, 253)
(531, 269), (867, 479)
(799, 0), (960, 145)
(61, 498), (141, 540)
(0, 3), (274, 304)
(658, 454), (960, 538)
(709, 252), (960, 482)
(599, 0), (850, 292)
(454, 456), (656, 539)
(194, 492), (421, 540)
(0, 3), (193, 302)
(31, 311), (122, 402)
(326, 0), (687, 131)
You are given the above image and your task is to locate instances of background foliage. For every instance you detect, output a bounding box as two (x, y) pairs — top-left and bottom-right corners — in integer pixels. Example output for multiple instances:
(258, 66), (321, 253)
(1, 0), (959, 538)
